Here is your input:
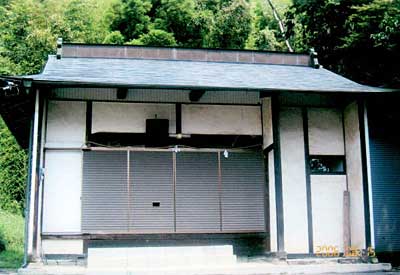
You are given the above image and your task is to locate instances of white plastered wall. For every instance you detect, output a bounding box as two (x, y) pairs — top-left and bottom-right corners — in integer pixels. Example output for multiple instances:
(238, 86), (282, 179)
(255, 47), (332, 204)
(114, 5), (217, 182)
(344, 102), (366, 249)
(182, 104), (262, 135)
(308, 108), (345, 155)
(41, 240), (83, 255)
(92, 102), (176, 134)
(307, 107), (346, 252)
(46, 101), (86, 147)
(42, 150), (82, 233)
(42, 100), (85, 237)
(311, 175), (347, 252)
(279, 107), (309, 253)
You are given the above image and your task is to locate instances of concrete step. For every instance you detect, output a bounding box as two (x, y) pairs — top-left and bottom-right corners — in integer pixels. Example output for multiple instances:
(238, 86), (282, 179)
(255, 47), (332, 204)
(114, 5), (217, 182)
(18, 261), (393, 275)
(85, 262), (393, 275)
(87, 245), (236, 269)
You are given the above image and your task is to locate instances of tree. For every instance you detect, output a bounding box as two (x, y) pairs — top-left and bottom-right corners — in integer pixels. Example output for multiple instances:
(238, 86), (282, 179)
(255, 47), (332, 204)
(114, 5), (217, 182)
(109, 0), (152, 41)
(103, 31), (125, 44)
(129, 29), (177, 46)
(342, 0), (400, 87)
(0, 117), (27, 214)
(211, 0), (252, 49)
(154, 0), (204, 47)
(286, 0), (400, 88)
(246, 0), (287, 51)
(0, 0), (47, 75)
(0, 0), (114, 213)
(0, 0), (109, 75)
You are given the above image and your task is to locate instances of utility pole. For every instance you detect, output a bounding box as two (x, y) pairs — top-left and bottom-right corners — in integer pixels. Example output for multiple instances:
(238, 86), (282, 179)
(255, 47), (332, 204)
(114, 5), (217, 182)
(265, 0), (293, 52)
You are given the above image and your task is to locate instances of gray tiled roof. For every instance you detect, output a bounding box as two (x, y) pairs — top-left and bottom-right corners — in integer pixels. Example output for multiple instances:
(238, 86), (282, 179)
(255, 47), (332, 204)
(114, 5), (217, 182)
(27, 55), (387, 93)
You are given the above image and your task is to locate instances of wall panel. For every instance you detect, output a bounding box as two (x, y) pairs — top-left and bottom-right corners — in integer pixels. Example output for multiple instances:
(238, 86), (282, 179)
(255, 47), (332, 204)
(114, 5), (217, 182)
(308, 108), (344, 155)
(46, 100), (86, 146)
(42, 240), (83, 255)
(182, 105), (262, 135)
(311, 175), (347, 252)
(279, 107), (309, 253)
(43, 150), (82, 233)
(92, 102), (176, 134)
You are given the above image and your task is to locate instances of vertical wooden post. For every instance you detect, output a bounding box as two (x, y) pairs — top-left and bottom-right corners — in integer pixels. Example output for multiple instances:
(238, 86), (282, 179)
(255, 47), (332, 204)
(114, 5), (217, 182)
(343, 190), (351, 255)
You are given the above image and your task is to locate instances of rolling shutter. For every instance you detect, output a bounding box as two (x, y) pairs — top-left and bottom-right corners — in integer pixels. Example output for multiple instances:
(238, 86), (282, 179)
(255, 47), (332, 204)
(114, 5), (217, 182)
(221, 151), (266, 232)
(368, 104), (400, 252)
(129, 151), (174, 233)
(82, 150), (266, 234)
(175, 152), (220, 232)
(82, 151), (128, 233)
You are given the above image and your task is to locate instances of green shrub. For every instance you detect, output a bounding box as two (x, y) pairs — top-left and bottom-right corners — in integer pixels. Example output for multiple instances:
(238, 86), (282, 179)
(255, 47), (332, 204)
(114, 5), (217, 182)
(0, 117), (27, 214)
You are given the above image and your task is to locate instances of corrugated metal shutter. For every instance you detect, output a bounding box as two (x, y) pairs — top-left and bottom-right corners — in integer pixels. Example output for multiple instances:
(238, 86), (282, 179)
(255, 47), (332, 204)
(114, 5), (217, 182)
(82, 150), (266, 234)
(129, 151), (174, 233)
(221, 151), (266, 232)
(175, 152), (220, 232)
(82, 151), (129, 233)
(368, 105), (400, 252)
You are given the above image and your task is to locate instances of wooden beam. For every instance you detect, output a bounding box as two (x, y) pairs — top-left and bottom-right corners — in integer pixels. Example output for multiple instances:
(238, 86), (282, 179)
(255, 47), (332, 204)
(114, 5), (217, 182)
(42, 232), (268, 241)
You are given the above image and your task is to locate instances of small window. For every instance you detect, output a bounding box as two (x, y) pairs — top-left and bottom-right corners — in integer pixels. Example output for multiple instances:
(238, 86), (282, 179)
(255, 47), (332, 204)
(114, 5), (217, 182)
(309, 155), (345, 174)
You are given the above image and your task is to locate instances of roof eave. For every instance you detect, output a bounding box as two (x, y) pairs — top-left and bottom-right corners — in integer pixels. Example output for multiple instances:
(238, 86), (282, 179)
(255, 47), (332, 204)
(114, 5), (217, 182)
(27, 78), (397, 94)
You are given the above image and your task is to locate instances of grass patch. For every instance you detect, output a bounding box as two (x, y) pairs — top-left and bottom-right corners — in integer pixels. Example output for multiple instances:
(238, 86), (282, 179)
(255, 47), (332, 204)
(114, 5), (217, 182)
(0, 209), (24, 268)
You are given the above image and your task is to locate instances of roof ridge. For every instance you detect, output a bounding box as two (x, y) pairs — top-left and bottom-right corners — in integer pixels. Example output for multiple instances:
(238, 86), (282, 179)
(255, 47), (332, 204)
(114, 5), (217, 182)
(60, 43), (312, 67)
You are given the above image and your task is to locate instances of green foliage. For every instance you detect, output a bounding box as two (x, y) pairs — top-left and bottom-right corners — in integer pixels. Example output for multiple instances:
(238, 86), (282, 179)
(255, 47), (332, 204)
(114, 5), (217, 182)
(0, 118), (27, 214)
(286, 0), (400, 87)
(0, 0), (110, 75)
(129, 29), (177, 46)
(103, 31), (125, 44)
(246, 0), (289, 50)
(153, 0), (204, 47)
(0, 209), (24, 268)
(210, 0), (252, 49)
(107, 0), (285, 49)
(109, 0), (152, 40)
(248, 27), (280, 50)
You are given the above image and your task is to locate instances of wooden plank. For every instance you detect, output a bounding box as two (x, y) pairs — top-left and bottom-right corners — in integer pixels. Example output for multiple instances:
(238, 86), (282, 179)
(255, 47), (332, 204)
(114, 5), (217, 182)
(343, 190), (351, 253)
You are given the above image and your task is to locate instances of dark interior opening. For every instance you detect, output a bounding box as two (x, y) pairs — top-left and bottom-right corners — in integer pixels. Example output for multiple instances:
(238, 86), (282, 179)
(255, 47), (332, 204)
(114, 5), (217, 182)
(309, 155), (346, 174)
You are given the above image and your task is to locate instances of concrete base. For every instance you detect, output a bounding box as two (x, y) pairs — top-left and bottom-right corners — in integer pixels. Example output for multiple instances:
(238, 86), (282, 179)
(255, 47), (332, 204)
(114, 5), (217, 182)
(87, 245), (236, 269)
(18, 260), (392, 275)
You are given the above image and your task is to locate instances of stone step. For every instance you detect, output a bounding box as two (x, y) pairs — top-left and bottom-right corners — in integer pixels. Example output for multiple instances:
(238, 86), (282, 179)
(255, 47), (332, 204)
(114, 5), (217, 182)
(87, 245), (236, 269)
(18, 261), (393, 275)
